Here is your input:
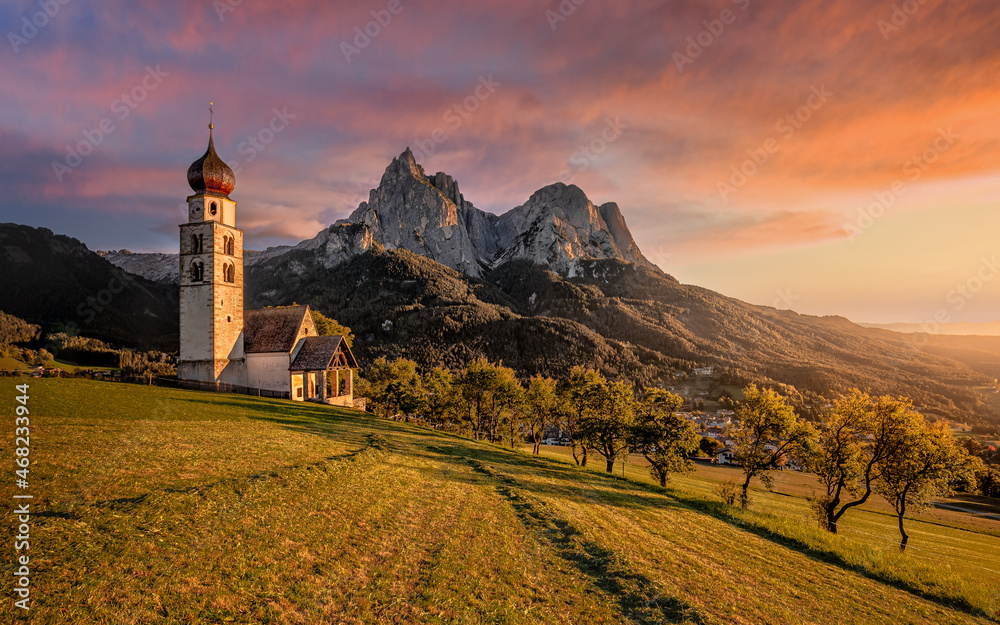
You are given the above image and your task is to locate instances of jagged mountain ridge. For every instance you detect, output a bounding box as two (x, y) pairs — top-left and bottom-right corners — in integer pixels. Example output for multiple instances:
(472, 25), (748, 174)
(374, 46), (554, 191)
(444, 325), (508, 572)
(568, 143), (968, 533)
(341, 148), (657, 276)
(107, 148), (657, 282)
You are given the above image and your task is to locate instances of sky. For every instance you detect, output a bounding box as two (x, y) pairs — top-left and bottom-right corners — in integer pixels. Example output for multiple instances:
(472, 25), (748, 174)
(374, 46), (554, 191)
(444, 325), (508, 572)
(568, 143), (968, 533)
(1, 0), (999, 324)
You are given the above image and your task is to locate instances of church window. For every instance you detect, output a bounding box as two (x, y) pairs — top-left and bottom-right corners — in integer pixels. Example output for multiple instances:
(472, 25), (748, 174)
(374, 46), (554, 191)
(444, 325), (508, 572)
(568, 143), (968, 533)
(228, 236), (234, 255)
(210, 202), (218, 216)
(223, 234), (234, 256)
(227, 315), (232, 322)
(191, 261), (205, 282)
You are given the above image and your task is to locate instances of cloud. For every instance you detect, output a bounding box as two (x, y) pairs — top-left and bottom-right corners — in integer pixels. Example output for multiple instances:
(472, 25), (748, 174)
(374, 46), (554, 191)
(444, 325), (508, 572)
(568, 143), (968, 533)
(0, 0), (998, 269)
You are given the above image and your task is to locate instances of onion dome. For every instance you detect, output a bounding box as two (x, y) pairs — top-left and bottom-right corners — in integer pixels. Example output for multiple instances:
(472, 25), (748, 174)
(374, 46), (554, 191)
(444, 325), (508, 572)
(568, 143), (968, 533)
(187, 129), (235, 197)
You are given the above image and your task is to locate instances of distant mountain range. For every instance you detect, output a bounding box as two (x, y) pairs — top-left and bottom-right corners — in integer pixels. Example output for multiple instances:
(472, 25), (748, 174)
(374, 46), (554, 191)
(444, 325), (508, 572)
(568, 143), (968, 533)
(861, 321), (1000, 337)
(5, 149), (1000, 429)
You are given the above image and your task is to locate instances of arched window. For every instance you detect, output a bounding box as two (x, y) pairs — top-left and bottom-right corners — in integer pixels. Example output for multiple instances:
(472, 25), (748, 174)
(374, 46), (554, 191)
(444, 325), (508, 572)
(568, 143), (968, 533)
(223, 263), (235, 283)
(227, 236), (234, 255)
(191, 234), (200, 254)
(191, 261), (204, 282)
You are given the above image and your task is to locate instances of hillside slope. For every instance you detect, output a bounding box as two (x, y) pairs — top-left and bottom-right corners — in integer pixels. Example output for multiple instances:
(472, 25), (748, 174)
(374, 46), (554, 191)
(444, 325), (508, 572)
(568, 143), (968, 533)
(247, 247), (995, 424)
(0, 223), (179, 350)
(6, 378), (996, 624)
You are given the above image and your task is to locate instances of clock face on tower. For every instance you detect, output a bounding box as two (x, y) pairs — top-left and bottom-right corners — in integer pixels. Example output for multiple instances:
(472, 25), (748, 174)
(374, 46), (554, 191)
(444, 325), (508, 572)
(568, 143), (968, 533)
(190, 200), (204, 221)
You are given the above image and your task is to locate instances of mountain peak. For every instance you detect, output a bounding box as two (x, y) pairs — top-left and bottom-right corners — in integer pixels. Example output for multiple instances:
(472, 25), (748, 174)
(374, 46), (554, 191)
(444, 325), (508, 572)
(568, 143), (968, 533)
(335, 149), (657, 277)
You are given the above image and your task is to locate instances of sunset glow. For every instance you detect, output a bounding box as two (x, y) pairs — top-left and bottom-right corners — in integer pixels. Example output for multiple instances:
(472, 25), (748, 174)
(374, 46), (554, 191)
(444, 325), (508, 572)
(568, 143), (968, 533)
(2, 0), (998, 323)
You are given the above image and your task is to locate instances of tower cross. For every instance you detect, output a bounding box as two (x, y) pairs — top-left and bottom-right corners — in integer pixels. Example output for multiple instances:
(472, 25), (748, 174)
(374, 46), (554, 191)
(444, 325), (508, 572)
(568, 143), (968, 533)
(209, 101), (214, 130)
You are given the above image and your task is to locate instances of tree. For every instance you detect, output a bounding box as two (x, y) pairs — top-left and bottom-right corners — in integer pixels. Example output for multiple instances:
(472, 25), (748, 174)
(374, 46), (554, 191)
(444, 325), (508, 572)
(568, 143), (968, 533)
(524, 376), (560, 455)
(365, 357), (421, 419)
(579, 379), (635, 473)
(559, 367), (603, 466)
(808, 390), (911, 533)
(457, 358), (499, 440)
(422, 367), (459, 430)
(0, 311), (40, 356)
(979, 464), (1000, 498)
(311, 310), (354, 346)
(631, 388), (700, 486)
(729, 385), (817, 509)
(876, 419), (980, 550)
(699, 436), (724, 457)
(457, 359), (523, 443)
(489, 371), (525, 447)
(385, 376), (424, 421)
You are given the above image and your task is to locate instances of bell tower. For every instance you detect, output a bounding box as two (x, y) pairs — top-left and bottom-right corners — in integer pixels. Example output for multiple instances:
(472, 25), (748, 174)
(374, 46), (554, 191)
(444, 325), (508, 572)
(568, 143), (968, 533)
(178, 108), (245, 384)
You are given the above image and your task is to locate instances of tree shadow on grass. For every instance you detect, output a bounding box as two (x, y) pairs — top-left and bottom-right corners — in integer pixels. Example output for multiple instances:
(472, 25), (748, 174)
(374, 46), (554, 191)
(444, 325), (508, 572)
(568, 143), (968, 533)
(416, 440), (687, 517)
(461, 455), (706, 625)
(50, 433), (390, 518)
(419, 439), (998, 623)
(664, 490), (999, 623)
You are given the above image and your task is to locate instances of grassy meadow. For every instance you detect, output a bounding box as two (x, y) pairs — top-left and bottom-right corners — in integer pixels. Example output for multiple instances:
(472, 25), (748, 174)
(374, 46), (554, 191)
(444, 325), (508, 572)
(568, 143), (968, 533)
(2, 378), (999, 624)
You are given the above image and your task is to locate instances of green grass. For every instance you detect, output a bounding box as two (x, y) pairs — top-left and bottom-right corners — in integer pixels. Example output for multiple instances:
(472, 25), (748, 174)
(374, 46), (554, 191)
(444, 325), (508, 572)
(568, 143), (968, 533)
(0, 355), (118, 373)
(0, 356), (30, 371)
(2, 379), (998, 624)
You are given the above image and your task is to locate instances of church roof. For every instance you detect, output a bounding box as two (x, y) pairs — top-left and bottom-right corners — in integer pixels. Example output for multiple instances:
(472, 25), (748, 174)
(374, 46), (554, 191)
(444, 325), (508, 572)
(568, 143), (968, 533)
(244, 306), (311, 353)
(187, 130), (236, 197)
(289, 335), (357, 371)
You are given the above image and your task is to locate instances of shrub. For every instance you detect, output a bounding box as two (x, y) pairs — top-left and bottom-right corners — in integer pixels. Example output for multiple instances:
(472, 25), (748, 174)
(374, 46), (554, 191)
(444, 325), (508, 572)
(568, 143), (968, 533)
(715, 479), (741, 507)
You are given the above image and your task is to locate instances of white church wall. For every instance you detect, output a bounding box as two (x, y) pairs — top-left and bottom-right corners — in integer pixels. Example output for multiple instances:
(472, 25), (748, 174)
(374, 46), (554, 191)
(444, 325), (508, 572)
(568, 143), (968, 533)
(247, 353), (291, 392)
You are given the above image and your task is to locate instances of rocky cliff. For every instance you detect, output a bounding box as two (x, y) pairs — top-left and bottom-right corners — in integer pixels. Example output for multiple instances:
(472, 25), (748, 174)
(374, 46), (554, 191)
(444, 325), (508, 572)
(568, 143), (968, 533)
(108, 148), (658, 282)
(343, 148), (658, 277)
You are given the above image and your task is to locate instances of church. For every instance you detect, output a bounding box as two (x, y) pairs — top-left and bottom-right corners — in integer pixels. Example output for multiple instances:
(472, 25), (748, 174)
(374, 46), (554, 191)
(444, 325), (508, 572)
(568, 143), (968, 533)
(176, 123), (357, 406)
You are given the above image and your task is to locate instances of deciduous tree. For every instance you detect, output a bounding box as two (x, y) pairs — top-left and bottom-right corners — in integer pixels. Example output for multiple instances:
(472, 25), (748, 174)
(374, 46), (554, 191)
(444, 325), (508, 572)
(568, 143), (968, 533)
(558, 367), (603, 466)
(808, 390), (911, 533)
(579, 379), (635, 473)
(422, 367), (459, 429)
(525, 376), (560, 454)
(458, 358), (499, 440)
(365, 357), (421, 419)
(876, 418), (980, 550)
(631, 388), (699, 486)
(310, 310), (354, 346)
(729, 385), (816, 509)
